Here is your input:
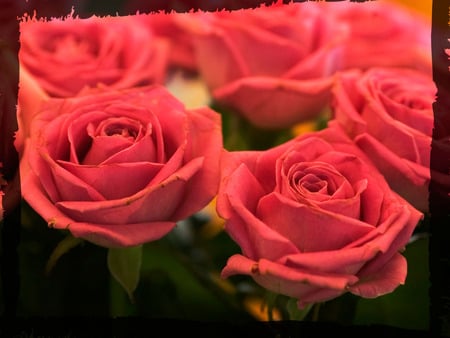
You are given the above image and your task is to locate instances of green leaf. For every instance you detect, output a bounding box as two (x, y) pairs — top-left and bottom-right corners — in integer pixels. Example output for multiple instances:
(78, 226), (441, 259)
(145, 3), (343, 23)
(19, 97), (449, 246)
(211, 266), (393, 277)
(45, 234), (84, 275)
(107, 245), (143, 303)
(352, 237), (429, 330)
(264, 291), (280, 321)
(286, 298), (313, 321)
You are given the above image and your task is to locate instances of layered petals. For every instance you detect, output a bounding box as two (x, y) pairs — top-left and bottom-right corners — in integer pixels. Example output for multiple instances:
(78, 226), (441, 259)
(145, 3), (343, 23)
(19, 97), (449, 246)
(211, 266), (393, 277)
(331, 67), (435, 211)
(317, 0), (432, 75)
(19, 15), (170, 99)
(218, 126), (422, 308)
(181, 2), (347, 129)
(213, 76), (334, 129)
(21, 85), (223, 248)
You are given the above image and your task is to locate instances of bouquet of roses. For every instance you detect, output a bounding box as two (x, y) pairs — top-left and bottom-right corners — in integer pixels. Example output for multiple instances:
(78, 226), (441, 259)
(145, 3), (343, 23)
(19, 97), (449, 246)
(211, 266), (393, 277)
(3, 0), (441, 332)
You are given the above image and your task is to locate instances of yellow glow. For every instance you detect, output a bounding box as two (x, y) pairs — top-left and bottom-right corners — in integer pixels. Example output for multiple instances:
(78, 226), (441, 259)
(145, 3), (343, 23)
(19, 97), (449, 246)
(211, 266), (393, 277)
(292, 120), (317, 136)
(244, 296), (282, 321)
(200, 198), (225, 238)
(387, 0), (432, 21)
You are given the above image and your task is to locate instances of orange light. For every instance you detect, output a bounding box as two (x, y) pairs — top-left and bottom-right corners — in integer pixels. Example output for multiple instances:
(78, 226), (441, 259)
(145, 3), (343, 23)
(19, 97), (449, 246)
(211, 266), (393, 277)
(244, 296), (282, 321)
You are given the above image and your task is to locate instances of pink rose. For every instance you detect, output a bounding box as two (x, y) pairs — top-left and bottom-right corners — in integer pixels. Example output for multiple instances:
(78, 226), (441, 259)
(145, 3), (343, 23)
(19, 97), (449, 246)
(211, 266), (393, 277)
(318, 1), (432, 75)
(133, 12), (197, 71)
(16, 66), (49, 152)
(20, 85), (223, 248)
(19, 14), (169, 98)
(181, 2), (347, 129)
(217, 126), (422, 308)
(330, 67), (435, 212)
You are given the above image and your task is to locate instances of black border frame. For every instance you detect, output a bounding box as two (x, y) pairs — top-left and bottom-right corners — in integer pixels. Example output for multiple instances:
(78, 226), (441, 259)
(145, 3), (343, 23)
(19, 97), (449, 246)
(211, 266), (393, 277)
(1, 0), (448, 336)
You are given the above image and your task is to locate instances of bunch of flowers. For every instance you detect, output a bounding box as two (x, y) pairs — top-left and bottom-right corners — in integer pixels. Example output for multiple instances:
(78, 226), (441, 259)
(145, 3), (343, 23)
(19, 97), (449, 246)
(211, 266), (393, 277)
(13, 0), (437, 327)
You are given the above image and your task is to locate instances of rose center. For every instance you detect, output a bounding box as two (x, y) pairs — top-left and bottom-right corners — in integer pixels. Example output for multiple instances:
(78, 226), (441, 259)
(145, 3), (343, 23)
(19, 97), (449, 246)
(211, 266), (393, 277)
(48, 34), (97, 62)
(76, 116), (147, 165)
(298, 175), (327, 193)
(282, 162), (352, 203)
(103, 123), (138, 139)
(97, 118), (142, 141)
(292, 172), (334, 199)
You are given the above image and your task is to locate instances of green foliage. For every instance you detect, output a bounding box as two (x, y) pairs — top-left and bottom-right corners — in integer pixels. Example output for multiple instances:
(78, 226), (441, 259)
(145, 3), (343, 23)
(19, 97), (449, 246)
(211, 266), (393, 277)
(353, 236), (430, 330)
(286, 298), (313, 321)
(107, 245), (143, 303)
(45, 235), (84, 275)
(108, 236), (256, 321)
(211, 101), (295, 151)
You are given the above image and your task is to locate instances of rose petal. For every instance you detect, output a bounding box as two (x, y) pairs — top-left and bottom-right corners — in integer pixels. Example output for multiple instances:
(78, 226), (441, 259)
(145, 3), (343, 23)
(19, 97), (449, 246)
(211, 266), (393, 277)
(361, 101), (425, 164)
(82, 135), (134, 165)
(99, 134), (159, 165)
(34, 149), (105, 202)
(331, 69), (368, 137)
(282, 246), (377, 275)
(20, 16), (169, 97)
(348, 253), (407, 298)
(191, 25), (249, 89)
(215, 19), (304, 76)
(55, 157), (204, 224)
(216, 150), (260, 219)
(277, 159), (365, 218)
(221, 164), (300, 260)
(170, 107), (222, 219)
(282, 37), (343, 80)
(221, 255), (359, 296)
(67, 220), (177, 248)
(296, 288), (347, 309)
(257, 192), (374, 252)
(58, 161), (163, 200)
(22, 171), (176, 248)
(355, 133), (430, 212)
(380, 94), (433, 135)
(214, 76), (333, 129)
(344, 203), (421, 254)
(17, 65), (50, 140)
(66, 110), (110, 164)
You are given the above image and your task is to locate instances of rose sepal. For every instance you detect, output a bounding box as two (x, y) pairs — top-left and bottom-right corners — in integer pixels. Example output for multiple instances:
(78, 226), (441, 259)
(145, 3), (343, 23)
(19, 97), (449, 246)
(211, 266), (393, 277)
(107, 244), (143, 303)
